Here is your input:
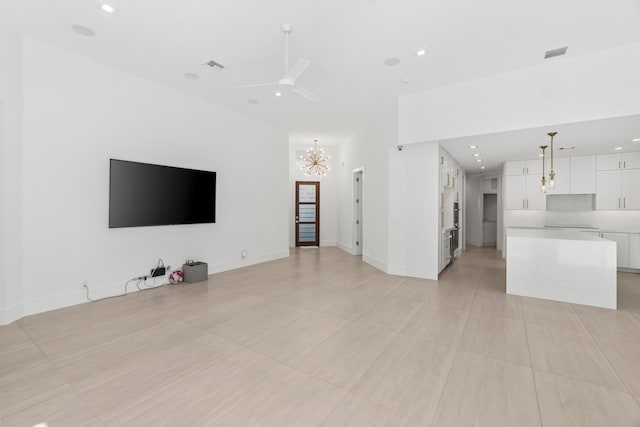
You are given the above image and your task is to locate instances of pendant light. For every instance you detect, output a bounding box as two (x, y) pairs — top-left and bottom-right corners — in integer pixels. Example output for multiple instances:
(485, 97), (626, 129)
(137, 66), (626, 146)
(540, 145), (548, 193)
(547, 132), (557, 189)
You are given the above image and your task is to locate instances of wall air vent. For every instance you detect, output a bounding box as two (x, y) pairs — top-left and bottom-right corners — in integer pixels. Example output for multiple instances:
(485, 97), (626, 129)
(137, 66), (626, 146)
(203, 60), (225, 70)
(544, 46), (568, 59)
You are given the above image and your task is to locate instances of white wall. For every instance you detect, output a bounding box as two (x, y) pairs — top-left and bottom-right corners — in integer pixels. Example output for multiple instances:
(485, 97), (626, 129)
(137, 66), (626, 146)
(399, 41), (640, 145)
(288, 141), (338, 247)
(388, 142), (440, 279)
(2, 36), (290, 323)
(0, 30), (24, 324)
(337, 110), (396, 271)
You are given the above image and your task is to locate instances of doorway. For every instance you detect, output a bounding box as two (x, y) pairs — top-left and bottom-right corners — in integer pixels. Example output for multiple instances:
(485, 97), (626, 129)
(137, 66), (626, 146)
(295, 181), (320, 247)
(353, 170), (363, 255)
(482, 193), (497, 246)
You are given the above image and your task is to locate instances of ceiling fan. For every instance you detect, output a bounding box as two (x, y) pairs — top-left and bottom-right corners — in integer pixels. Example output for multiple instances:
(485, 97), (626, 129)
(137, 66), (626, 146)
(237, 23), (318, 103)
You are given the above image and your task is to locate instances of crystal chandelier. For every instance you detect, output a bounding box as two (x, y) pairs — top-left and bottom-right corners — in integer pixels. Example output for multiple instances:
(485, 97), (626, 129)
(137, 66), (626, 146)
(300, 139), (331, 177)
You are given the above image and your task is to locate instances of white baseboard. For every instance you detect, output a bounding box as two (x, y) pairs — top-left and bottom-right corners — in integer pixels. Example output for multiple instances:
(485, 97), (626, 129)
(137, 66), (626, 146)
(0, 303), (24, 325)
(210, 249), (290, 273)
(466, 240), (482, 247)
(387, 263), (407, 276)
(363, 254), (387, 273)
(337, 241), (355, 254)
(320, 240), (337, 247)
(13, 248), (292, 323)
(23, 278), (142, 317)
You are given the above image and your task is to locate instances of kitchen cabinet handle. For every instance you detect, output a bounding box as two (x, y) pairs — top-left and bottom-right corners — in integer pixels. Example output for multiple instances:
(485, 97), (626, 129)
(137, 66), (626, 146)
(523, 199), (525, 209)
(619, 161), (621, 169)
(527, 199), (529, 209)
(441, 192), (444, 208)
(619, 198), (621, 209)
(624, 198), (626, 209)
(624, 161), (626, 168)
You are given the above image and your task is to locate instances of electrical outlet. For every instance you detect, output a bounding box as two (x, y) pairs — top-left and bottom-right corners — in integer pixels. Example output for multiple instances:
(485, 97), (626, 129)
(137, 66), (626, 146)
(82, 280), (88, 289)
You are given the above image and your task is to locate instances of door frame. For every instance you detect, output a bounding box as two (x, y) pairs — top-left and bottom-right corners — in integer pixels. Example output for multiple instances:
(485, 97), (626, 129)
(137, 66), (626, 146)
(352, 168), (364, 255)
(295, 181), (320, 247)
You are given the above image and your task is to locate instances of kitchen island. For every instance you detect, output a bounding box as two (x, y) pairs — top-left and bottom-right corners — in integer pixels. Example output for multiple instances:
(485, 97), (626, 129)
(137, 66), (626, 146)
(506, 227), (617, 309)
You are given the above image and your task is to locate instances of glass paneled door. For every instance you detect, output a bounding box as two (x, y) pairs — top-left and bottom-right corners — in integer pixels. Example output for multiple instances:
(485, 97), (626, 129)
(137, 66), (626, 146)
(295, 181), (320, 246)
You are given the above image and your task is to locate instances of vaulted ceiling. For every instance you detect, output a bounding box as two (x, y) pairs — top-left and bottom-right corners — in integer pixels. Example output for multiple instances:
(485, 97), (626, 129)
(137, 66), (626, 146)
(3, 0), (640, 148)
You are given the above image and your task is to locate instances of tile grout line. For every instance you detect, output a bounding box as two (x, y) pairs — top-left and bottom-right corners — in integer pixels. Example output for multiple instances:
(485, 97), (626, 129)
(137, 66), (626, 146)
(423, 250), (487, 427)
(568, 302), (640, 409)
(522, 305), (545, 427)
(11, 321), (107, 425)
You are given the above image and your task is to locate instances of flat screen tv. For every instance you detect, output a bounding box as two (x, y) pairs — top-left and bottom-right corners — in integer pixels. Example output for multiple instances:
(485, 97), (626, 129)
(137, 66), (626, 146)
(109, 159), (216, 228)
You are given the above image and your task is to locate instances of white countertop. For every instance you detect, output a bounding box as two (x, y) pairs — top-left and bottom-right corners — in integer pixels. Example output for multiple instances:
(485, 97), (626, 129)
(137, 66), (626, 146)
(507, 226), (640, 234)
(507, 227), (607, 242)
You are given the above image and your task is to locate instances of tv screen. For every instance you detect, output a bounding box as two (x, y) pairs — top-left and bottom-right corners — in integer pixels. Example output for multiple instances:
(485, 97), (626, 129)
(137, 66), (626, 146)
(109, 159), (216, 228)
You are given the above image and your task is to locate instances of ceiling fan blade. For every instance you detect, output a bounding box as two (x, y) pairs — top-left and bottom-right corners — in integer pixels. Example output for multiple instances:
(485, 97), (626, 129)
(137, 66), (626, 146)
(285, 58), (311, 82)
(235, 82), (278, 89)
(292, 85), (318, 103)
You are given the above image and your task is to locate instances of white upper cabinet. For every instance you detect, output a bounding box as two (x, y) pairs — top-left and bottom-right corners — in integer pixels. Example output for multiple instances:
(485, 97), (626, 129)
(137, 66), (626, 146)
(504, 175), (525, 209)
(597, 154), (623, 171)
(596, 170), (622, 209)
(596, 168), (640, 210)
(504, 173), (545, 210)
(525, 174), (546, 209)
(504, 160), (543, 176)
(546, 157), (571, 195)
(622, 169), (640, 210)
(504, 161), (527, 176)
(597, 152), (640, 170)
(526, 159), (544, 176)
(570, 155), (596, 194)
(623, 152), (640, 169)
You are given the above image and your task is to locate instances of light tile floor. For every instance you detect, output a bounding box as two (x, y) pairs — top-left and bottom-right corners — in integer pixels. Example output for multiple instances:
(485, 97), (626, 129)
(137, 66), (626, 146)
(2, 246), (640, 426)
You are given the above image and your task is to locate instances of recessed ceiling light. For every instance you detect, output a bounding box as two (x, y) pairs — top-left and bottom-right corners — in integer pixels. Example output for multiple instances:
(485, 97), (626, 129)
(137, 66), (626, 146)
(384, 57), (400, 66)
(248, 99), (260, 105)
(480, 166), (486, 170)
(416, 48), (427, 57)
(476, 159), (482, 162)
(632, 138), (640, 142)
(275, 91), (282, 97)
(473, 153), (481, 157)
(71, 24), (96, 37)
(100, 3), (117, 14)
(468, 145), (477, 149)
(538, 153), (544, 157)
(184, 72), (199, 80)
(614, 147), (623, 150)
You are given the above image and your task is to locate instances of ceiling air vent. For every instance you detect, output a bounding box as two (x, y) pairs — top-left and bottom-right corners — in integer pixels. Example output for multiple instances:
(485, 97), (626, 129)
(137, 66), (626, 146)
(203, 60), (225, 70)
(544, 46), (568, 59)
